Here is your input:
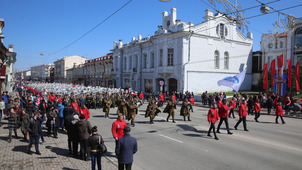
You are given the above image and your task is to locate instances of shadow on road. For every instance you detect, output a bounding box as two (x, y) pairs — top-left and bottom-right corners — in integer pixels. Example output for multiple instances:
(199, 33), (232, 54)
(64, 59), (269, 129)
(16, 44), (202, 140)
(0, 136), (9, 142)
(93, 115), (105, 118)
(177, 124), (208, 134)
(12, 145), (28, 153)
(104, 151), (117, 158)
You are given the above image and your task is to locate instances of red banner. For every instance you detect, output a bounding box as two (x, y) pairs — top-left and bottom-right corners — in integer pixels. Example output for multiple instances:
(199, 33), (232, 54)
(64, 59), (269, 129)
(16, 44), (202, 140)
(263, 63), (268, 89)
(278, 54), (283, 67)
(287, 59), (292, 88)
(295, 61), (300, 91)
(271, 59), (276, 87)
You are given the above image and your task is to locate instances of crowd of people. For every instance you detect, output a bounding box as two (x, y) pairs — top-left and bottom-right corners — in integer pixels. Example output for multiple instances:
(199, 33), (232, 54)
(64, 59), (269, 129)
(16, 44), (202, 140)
(1, 82), (296, 169)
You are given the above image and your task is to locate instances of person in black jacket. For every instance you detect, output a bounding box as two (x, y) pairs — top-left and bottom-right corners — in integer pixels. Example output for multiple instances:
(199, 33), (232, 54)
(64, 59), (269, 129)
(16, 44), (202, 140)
(88, 126), (104, 170)
(266, 96), (273, 115)
(77, 114), (92, 161)
(27, 111), (42, 155)
(115, 126), (137, 170)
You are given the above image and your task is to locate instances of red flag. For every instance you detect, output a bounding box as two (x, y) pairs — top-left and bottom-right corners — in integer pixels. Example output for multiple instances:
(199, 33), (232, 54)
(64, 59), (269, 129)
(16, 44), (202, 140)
(263, 63), (268, 89)
(287, 59), (292, 88)
(278, 54), (283, 67)
(295, 61), (300, 91)
(271, 59), (276, 87)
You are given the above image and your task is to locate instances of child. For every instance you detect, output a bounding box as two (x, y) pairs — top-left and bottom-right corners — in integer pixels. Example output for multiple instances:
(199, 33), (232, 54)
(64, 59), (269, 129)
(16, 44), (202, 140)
(275, 102), (285, 124)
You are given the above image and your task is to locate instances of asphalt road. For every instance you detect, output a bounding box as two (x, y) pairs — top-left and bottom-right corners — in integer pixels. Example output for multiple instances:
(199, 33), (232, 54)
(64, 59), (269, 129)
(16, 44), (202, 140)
(88, 103), (302, 170)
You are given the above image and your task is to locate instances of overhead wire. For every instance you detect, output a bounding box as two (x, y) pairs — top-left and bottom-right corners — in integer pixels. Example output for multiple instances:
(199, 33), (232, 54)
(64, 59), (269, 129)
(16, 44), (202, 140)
(43, 0), (134, 63)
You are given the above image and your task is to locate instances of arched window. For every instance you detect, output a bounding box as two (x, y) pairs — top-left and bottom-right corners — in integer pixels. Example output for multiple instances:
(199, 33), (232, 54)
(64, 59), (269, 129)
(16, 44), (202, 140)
(214, 50), (219, 69)
(224, 52), (229, 69)
(295, 28), (302, 47)
(216, 23), (227, 38)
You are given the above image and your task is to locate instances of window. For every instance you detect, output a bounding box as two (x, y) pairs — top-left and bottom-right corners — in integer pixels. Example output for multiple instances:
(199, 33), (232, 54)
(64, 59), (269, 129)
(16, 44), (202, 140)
(135, 55), (138, 68)
(224, 52), (229, 69)
(214, 50), (219, 69)
(295, 28), (302, 47)
(280, 41), (283, 48)
(167, 48), (174, 66)
(143, 54), (147, 68)
(129, 56), (132, 70)
(216, 23), (227, 38)
(159, 49), (163, 66)
(124, 57), (127, 70)
(151, 52), (155, 68)
(275, 40), (278, 49)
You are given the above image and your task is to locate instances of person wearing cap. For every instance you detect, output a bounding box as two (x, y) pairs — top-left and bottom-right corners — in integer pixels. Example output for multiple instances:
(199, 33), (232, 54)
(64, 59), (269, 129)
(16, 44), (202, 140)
(88, 126), (104, 170)
(112, 115), (127, 146)
(115, 126), (137, 170)
(70, 114), (80, 157)
(77, 114), (92, 161)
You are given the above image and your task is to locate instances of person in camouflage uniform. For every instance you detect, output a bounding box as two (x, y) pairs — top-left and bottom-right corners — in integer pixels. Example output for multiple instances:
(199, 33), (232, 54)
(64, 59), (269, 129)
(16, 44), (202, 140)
(180, 98), (191, 121)
(146, 99), (161, 124)
(164, 99), (176, 123)
(127, 98), (138, 127)
(103, 96), (112, 118)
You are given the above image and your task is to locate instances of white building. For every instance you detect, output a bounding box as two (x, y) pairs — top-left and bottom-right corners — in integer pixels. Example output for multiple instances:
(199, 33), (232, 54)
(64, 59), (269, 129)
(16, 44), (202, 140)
(30, 63), (53, 81)
(54, 55), (86, 83)
(112, 8), (253, 93)
(252, 16), (302, 93)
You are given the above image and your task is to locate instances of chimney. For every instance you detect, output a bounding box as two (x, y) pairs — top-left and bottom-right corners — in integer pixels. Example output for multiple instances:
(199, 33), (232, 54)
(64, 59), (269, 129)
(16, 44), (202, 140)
(171, 8), (177, 25)
(204, 9), (214, 21)
(9, 45), (14, 52)
(118, 39), (123, 48)
(138, 35), (142, 42)
(0, 18), (5, 44)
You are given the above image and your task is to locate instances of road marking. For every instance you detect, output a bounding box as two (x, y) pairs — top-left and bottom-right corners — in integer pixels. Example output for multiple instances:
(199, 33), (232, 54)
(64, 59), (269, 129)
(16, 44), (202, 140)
(158, 134), (183, 143)
(277, 130), (302, 137)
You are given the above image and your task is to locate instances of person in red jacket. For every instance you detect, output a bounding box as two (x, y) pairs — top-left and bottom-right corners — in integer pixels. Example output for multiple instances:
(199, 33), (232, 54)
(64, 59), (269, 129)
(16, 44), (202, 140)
(207, 103), (219, 140)
(228, 97), (236, 118)
(188, 95), (195, 112)
(275, 102), (285, 124)
(171, 93), (176, 102)
(112, 115), (127, 146)
(234, 99), (249, 131)
(217, 97), (223, 109)
(159, 92), (164, 106)
(217, 99), (232, 134)
(71, 100), (80, 112)
(139, 91), (145, 104)
(254, 99), (261, 122)
(79, 105), (90, 120)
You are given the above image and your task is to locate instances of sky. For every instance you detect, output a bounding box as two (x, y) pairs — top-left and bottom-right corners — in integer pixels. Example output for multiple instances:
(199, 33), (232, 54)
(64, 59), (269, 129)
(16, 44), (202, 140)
(1, 0), (302, 71)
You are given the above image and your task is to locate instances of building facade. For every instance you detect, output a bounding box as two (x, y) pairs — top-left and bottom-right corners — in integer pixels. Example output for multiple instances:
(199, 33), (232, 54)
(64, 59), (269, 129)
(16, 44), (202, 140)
(54, 55), (86, 83)
(252, 16), (302, 92)
(112, 8), (253, 93)
(30, 63), (53, 82)
(83, 53), (113, 87)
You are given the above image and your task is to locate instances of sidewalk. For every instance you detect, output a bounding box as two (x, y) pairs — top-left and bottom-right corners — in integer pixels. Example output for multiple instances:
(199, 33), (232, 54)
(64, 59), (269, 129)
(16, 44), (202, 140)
(0, 120), (117, 170)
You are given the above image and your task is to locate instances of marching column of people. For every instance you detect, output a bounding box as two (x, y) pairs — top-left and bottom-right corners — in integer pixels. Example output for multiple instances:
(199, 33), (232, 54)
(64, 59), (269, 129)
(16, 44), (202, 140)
(5, 83), (295, 170)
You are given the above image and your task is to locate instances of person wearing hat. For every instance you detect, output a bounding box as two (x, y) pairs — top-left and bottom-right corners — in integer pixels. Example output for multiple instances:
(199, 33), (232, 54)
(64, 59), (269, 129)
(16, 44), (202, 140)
(88, 126), (104, 170)
(77, 114), (92, 161)
(115, 126), (137, 170)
